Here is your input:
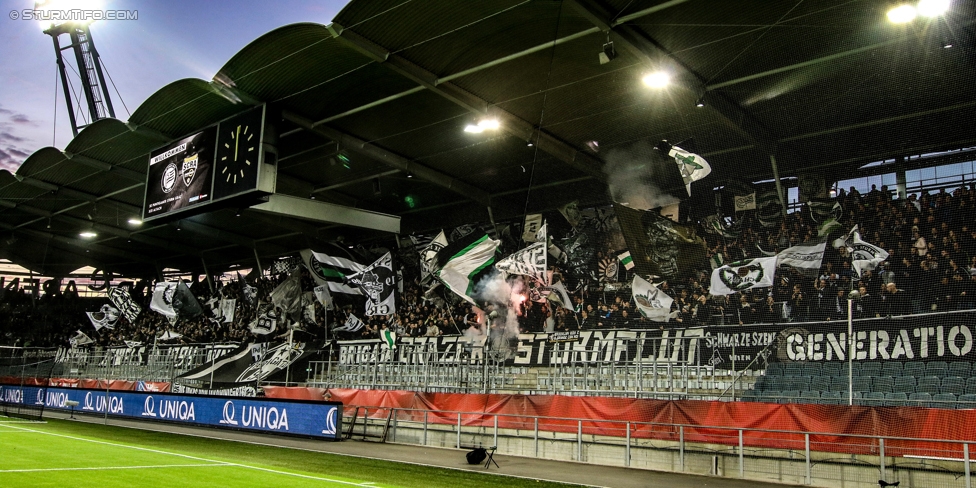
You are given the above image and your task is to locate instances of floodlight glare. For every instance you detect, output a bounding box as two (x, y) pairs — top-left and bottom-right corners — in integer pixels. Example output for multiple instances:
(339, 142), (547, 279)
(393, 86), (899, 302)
(127, 218), (142, 225)
(79, 231), (97, 238)
(917, 0), (950, 17)
(477, 119), (500, 130)
(887, 4), (917, 23)
(642, 71), (670, 88)
(464, 124), (485, 133)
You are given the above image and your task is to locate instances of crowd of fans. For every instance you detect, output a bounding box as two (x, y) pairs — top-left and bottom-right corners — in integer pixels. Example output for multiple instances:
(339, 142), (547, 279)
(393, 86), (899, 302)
(1, 183), (975, 349)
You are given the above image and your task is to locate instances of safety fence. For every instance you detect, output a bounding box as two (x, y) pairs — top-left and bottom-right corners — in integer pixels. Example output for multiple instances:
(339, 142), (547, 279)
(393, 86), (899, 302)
(340, 404), (975, 488)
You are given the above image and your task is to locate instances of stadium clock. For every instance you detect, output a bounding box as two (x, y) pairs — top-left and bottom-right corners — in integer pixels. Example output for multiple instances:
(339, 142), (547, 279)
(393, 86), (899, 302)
(212, 105), (265, 200)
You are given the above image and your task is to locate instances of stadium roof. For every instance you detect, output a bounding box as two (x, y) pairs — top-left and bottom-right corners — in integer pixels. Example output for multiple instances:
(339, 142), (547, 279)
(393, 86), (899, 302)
(1, 0), (973, 278)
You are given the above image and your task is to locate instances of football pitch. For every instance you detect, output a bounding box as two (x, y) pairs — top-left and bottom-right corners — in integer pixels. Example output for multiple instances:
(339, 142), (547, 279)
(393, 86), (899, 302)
(0, 415), (580, 487)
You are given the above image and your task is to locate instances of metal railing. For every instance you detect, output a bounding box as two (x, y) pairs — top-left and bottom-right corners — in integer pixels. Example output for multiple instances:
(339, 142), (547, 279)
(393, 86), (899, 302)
(345, 405), (975, 488)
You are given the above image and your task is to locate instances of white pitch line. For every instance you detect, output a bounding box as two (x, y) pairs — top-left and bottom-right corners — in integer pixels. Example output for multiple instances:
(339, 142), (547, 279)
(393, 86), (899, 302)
(1, 424), (374, 487)
(0, 463), (230, 473)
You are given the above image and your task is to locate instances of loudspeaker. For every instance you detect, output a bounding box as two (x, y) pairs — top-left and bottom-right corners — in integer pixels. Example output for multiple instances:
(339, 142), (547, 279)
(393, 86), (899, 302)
(466, 448), (487, 465)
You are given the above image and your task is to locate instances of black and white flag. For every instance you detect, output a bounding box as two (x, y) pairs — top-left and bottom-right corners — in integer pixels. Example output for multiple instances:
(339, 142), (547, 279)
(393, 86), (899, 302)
(220, 299), (236, 323)
(495, 241), (548, 286)
(86, 304), (120, 331)
(250, 312), (277, 335)
(846, 226), (888, 278)
(776, 240), (827, 278)
(69, 330), (94, 347)
(301, 249), (364, 295)
(313, 285), (333, 310)
(346, 252), (396, 316)
(107, 287), (141, 323)
(419, 231), (448, 284)
(150, 282), (179, 318)
(333, 313), (365, 333)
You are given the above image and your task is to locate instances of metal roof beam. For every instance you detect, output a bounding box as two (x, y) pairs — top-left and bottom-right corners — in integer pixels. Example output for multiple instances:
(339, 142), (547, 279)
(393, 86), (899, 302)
(17, 228), (154, 264)
(281, 110), (492, 207)
(567, 0), (782, 154)
(63, 151), (146, 182)
(329, 24), (607, 182)
(250, 194), (400, 234)
(14, 175), (143, 214)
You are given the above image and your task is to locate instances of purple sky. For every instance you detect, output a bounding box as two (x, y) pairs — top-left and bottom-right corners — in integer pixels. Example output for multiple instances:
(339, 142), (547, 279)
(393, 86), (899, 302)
(0, 0), (351, 171)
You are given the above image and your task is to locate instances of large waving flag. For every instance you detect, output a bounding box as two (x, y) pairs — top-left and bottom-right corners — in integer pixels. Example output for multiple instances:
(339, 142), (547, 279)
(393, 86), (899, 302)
(301, 249), (364, 295)
(846, 226), (888, 278)
(346, 252), (397, 316)
(709, 257), (777, 295)
(434, 232), (500, 306)
(631, 276), (675, 322)
(776, 240), (826, 278)
(670, 145), (711, 196)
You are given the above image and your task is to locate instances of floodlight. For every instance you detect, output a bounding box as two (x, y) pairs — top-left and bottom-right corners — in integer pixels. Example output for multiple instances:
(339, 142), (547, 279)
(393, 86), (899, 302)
(917, 0), (950, 17)
(642, 71), (670, 88)
(887, 4), (917, 23)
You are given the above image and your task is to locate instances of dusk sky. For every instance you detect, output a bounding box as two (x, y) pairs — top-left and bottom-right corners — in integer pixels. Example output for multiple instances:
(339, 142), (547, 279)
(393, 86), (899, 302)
(0, 0), (351, 172)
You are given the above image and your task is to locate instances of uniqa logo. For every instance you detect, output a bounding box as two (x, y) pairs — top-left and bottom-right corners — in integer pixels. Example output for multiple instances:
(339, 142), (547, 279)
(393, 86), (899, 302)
(321, 406), (337, 436)
(141, 395), (156, 417)
(83, 392), (96, 411)
(44, 391), (69, 408)
(0, 387), (22, 404)
(157, 399), (195, 421)
(219, 401), (238, 425)
(240, 405), (289, 431)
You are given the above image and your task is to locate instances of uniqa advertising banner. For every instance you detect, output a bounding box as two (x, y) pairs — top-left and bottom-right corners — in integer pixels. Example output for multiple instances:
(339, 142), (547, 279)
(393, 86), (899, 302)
(0, 386), (340, 441)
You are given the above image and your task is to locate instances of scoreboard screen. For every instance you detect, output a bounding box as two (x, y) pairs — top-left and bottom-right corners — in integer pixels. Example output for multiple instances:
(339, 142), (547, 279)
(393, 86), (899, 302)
(143, 127), (217, 220)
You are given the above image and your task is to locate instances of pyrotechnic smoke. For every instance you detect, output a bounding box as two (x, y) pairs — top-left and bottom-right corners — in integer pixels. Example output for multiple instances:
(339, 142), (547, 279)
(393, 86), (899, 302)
(604, 141), (681, 211)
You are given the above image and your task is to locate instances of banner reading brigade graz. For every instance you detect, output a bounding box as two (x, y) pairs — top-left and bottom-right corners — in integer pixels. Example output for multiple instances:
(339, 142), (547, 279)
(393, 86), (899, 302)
(336, 311), (976, 370)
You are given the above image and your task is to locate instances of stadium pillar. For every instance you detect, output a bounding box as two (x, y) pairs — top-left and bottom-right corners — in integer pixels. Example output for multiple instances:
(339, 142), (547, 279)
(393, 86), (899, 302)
(770, 155), (788, 217)
(253, 249), (263, 276)
(201, 258), (214, 294)
(895, 157), (908, 200)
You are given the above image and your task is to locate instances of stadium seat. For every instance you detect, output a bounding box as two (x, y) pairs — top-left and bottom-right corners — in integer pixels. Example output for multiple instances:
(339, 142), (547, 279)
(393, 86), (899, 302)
(861, 391), (885, 407)
(784, 363), (803, 377)
(932, 393), (957, 409)
(766, 363), (785, 376)
(926, 361), (949, 377)
(966, 377), (976, 395)
(819, 391), (842, 405)
(780, 390), (800, 404)
(885, 392), (909, 407)
(941, 376), (965, 396)
(787, 376), (811, 391)
(754, 376), (771, 391)
(958, 394), (976, 409)
(766, 376), (786, 391)
(872, 376), (895, 393)
(852, 376), (872, 393)
(948, 362), (971, 378)
(881, 362), (903, 377)
(908, 392), (932, 408)
(829, 377), (851, 392)
(917, 376), (942, 394)
(741, 390), (760, 402)
(893, 376), (917, 394)
(840, 392), (863, 405)
(822, 363), (844, 377)
(801, 363), (822, 377)
(800, 391), (821, 403)
(860, 362), (882, 377)
(761, 390), (782, 403)
(809, 376), (830, 392)
(903, 361), (926, 378)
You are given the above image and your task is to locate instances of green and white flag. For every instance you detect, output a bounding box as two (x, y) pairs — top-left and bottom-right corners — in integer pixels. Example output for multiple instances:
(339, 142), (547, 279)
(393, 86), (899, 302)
(617, 251), (634, 270)
(846, 226), (888, 278)
(709, 252), (724, 270)
(776, 240), (826, 277)
(670, 145), (711, 196)
(301, 249), (364, 295)
(381, 329), (396, 350)
(434, 232), (500, 306)
(756, 190), (782, 228)
(631, 275), (675, 322)
(709, 257), (777, 296)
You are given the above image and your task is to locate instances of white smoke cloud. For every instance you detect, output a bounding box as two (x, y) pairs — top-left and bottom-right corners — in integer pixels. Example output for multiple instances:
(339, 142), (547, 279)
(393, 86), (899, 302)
(604, 141), (682, 211)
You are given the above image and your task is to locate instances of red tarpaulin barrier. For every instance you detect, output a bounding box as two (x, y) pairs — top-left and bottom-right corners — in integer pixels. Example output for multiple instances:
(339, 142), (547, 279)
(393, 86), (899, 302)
(262, 387), (976, 457)
(1, 377), (170, 392)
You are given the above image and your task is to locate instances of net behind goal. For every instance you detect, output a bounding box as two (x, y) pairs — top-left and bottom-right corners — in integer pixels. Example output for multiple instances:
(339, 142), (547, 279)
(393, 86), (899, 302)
(0, 346), (59, 421)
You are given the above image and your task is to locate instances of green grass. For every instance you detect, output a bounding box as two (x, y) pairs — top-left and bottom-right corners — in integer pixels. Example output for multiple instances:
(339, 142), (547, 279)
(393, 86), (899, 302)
(0, 417), (580, 487)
